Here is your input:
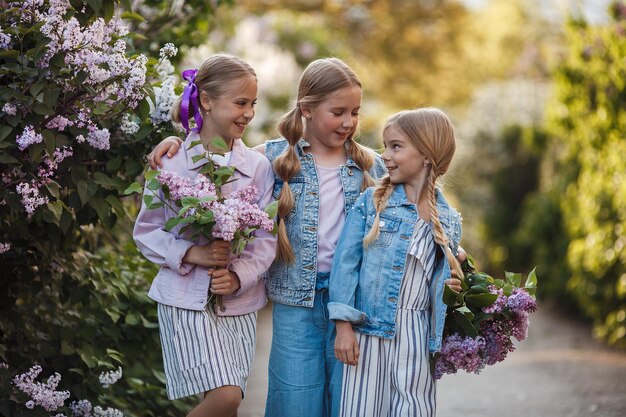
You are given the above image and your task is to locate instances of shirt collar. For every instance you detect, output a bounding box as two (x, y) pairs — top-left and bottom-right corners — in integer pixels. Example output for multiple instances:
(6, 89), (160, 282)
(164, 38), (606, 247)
(185, 133), (253, 178)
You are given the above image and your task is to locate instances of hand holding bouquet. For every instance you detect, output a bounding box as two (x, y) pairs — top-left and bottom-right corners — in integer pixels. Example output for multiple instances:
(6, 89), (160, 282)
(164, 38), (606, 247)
(434, 252), (538, 379)
(126, 138), (277, 310)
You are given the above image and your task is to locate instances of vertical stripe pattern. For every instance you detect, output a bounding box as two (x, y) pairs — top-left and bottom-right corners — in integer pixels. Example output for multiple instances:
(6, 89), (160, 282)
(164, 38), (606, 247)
(157, 303), (257, 400)
(340, 218), (437, 417)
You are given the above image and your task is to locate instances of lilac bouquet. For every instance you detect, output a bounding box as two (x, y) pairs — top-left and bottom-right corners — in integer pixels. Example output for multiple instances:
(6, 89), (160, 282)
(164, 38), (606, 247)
(126, 139), (277, 306)
(433, 254), (538, 379)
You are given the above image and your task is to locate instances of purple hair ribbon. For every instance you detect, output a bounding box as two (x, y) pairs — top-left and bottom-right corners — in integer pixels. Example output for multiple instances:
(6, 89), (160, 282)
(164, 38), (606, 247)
(180, 69), (203, 134)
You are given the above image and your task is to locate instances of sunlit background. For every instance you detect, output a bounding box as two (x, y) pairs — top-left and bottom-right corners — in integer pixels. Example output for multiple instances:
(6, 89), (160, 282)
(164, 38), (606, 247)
(151, 0), (625, 348)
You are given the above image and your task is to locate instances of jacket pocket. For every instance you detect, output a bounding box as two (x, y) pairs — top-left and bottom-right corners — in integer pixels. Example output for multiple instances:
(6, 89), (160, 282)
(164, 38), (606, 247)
(366, 214), (400, 247)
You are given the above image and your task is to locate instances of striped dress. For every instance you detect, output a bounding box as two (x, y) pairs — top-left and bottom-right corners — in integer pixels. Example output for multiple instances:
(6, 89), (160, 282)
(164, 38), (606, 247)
(157, 303), (257, 400)
(340, 218), (437, 417)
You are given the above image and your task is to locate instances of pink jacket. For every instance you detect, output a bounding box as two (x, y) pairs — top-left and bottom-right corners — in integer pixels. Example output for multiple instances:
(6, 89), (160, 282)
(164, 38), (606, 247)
(133, 133), (277, 316)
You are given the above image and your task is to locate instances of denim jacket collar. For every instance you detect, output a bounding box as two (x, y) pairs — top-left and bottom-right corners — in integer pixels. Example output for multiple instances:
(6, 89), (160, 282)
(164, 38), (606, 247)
(295, 138), (362, 170)
(185, 133), (253, 178)
(386, 184), (455, 234)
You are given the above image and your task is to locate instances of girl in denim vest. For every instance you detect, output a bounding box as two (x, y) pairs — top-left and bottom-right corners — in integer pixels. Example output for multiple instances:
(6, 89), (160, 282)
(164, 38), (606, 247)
(147, 58), (386, 417)
(134, 54), (277, 417)
(329, 108), (463, 417)
(261, 58), (385, 417)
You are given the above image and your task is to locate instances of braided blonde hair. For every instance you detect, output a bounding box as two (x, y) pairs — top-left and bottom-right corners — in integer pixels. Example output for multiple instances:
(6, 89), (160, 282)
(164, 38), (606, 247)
(364, 108), (463, 278)
(273, 58), (376, 263)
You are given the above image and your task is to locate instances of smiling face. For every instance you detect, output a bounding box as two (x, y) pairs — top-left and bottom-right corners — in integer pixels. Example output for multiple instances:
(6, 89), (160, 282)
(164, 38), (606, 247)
(200, 74), (258, 146)
(302, 85), (362, 151)
(381, 123), (429, 186)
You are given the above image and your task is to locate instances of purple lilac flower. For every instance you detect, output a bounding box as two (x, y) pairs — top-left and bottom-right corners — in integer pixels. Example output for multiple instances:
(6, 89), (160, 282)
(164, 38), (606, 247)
(98, 367), (122, 388)
(159, 43), (178, 60)
(480, 319), (515, 366)
(510, 312), (530, 341)
(69, 399), (92, 417)
(120, 114), (140, 135)
(38, 147), (73, 180)
(16, 182), (49, 215)
(506, 288), (537, 314)
(93, 406), (123, 417)
(16, 125), (44, 151)
(2, 103), (16, 115)
(434, 333), (486, 379)
(0, 28), (11, 50)
(85, 127), (110, 150)
(12, 365), (70, 412)
(46, 115), (74, 131)
(0, 243), (10, 254)
(483, 285), (507, 314)
(150, 76), (177, 125)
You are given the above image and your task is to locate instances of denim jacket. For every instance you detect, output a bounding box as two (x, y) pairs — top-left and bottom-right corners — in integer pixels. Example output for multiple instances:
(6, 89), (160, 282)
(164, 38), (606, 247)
(328, 185), (462, 353)
(264, 138), (387, 307)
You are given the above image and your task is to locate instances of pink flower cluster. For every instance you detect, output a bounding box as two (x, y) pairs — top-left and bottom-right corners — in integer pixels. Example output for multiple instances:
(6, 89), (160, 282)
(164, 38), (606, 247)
(16, 125), (43, 151)
(16, 182), (49, 216)
(434, 286), (537, 379)
(12, 365), (70, 412)
(155, 170), (274, 243)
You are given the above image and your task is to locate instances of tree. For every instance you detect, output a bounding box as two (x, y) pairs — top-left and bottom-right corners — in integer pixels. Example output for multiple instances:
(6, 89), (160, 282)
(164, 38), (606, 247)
(531, 1), (626, 347)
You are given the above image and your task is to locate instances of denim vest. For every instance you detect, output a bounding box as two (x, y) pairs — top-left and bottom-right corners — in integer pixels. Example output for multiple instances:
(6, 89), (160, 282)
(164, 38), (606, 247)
(327, 185), (462, 353)
(264, 138), (387, 307)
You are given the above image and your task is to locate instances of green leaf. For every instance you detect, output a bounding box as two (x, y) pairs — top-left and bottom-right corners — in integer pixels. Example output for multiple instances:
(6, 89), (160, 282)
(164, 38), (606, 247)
(136, 98), (151, 120)
(466, 293), (498, 308)
(121, 11), (146, 22)
(524, 267), (538, 289)
(0, 153), (19, 165)
(164, 217), (183, 230)
(46, 200), (63, 224)
(29, 79), (47, 97)
(123, 182), (143, 195)
(442, 284), (461, 306)
(505, 271), (521, 287)
(187, 140), (203, 150)
(199, 211), (214, 224)
(0, 124), (13, 141)
(210, 137), (229, 151)
(264, 200), (278, 219)
(80, 352), (97, 368)
(192, 153), (207, 163)
(144, 169), (159, 181)
(76, 180), (90, 205)
(181, 196), (200, 206)
(454, 311), (478, 337)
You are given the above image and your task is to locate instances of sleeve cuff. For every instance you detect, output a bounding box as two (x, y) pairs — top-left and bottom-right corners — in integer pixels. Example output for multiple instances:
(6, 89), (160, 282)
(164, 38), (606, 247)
(165, 239), (195, 275)
(328, 302), (368, 324)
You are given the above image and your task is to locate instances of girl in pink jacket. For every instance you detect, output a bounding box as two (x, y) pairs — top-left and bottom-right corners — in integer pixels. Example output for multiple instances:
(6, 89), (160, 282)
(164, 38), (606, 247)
(133, 54), (276, 417)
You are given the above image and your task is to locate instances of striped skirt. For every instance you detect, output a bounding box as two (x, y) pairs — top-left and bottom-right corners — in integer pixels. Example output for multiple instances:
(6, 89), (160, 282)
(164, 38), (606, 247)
(157, 303), (257, 400)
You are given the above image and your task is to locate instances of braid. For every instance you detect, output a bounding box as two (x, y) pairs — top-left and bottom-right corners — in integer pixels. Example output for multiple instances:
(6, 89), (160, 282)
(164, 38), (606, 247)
(347, 137), (377, 190)
(272, 107), (305, 264)
(363, 175), (394, 247)
(427, 169), (463, 279)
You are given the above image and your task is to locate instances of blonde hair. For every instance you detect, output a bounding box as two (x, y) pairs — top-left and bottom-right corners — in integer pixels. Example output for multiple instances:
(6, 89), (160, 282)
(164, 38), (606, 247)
(364, 108), (463, 278)
(171, 53), (256, 124)
(273, 57), (377, 264)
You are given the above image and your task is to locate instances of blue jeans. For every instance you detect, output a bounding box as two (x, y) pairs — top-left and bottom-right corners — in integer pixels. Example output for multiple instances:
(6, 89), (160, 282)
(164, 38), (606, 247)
(265, 273), (342, 417)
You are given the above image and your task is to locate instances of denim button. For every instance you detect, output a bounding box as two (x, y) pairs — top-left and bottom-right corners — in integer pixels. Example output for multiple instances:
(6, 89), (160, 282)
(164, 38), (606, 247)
(379, 221), (386, 227)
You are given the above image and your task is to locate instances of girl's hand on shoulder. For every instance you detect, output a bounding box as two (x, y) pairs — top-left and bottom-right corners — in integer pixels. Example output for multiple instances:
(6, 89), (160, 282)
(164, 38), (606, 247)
(148, 136), (183, 169)
(209, 268), (241, 296)
(183, 240), (231, 268)
(335, 321), (360, 366)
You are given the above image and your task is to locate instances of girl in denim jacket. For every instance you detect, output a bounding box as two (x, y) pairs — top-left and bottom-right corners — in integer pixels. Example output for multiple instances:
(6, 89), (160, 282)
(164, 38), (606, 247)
(329, 108), (463, 417)
(147, 58), (385, 417)
(261, 58), (386, 417)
